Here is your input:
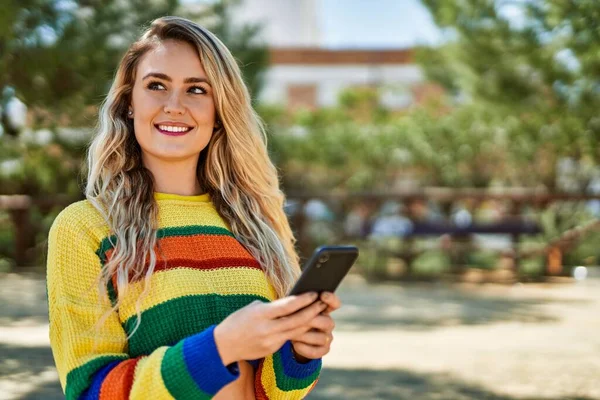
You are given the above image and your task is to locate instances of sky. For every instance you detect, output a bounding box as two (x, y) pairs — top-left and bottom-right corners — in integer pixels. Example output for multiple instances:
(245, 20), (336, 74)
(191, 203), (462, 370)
(319, 0), (442, 49)
(184, 0), (442, 49)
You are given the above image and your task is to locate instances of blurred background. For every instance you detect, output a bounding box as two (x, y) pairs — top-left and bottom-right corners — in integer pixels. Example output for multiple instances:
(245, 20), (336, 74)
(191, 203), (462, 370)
(1, 0), (600, 399)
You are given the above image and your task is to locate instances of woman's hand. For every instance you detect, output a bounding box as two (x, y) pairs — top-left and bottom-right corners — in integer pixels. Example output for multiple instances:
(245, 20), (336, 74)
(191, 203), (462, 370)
(290, 291), (341, 361)
(214, 292), (327, 365)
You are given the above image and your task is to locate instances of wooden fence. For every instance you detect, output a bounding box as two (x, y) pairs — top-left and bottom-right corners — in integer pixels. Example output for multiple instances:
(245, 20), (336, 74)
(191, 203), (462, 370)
(2, 188), (600, 274)
(286, 188), (600, 276)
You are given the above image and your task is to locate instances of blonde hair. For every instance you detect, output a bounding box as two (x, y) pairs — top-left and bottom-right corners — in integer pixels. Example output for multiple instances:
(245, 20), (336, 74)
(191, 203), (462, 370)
(86, 16), (300, 333)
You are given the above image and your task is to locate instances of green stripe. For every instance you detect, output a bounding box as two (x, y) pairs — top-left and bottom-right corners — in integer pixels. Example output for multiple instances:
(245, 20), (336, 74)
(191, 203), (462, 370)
(95, 225), (234, 263)
(272, 350), (321, 391)
(125, 294), (268, 357)
(65, 355), (127, 400)
(162, 340), (211, 400)
(156, 225), (234, 239)
(107, 279), (118, 308)
(96, 236), (115, 265)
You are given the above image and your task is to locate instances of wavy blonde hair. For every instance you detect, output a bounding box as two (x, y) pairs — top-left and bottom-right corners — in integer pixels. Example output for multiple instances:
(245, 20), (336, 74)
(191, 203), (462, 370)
(86, 16), (300, 333)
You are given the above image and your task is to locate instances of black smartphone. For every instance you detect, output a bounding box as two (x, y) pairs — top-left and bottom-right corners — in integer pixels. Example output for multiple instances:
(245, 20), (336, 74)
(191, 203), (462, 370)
(288, 245), (359, 296)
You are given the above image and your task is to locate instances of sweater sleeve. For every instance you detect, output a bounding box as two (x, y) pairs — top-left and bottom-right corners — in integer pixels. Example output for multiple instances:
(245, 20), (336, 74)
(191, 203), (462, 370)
(47, 203), (239, 400)
(253, 338), (322, 399)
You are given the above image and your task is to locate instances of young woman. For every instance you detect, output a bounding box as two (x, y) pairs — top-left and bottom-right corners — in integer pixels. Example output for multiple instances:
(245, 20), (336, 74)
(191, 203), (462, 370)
(47, 16), (340, 399)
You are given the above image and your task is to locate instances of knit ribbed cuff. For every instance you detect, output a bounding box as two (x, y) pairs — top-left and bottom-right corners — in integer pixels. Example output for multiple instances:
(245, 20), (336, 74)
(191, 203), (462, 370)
(278, 341), (322, 379)
(182, 325), (239, 395)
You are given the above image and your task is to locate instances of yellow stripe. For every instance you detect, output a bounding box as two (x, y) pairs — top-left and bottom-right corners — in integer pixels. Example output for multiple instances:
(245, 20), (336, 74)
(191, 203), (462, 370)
(118, 267), (277, 322)
(129, 347), (175, 399)
(260, 355), (310, 399)
(157, 203), (230, 230)
(48, 201), (126, 387)
(59, 200), (228, 243)
(71, 200), (113, 242)
(56, 304), (128, 384)
(154, 192), (210, 202)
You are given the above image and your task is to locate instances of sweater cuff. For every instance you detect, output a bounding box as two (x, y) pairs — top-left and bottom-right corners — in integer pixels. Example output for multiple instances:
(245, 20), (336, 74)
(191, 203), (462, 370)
(183, 325), (239, 394)
(162, 325), (239, 398)
(278, 341), (322, 379)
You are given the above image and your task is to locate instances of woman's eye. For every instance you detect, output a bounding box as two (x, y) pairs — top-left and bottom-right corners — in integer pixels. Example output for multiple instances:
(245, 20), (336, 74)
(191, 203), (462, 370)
(189, 86), (206, 95)
(146, 81), (206, 94)
(147, 81), (165, 91)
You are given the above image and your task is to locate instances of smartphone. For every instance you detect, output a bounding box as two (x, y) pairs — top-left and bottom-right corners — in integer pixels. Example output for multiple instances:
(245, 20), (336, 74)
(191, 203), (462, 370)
(288, 245), (359, 296)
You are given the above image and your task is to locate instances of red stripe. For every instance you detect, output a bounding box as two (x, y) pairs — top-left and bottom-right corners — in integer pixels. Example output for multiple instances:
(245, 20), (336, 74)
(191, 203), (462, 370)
(105, 234), (261, 284)
(99, 358), (140, 400)
(109, 255), (261, 299)
(110, 256), (261, 297)
(254, 360), (269, 400)
(104, 234), (253, 266)
(152, 256), (261, 273)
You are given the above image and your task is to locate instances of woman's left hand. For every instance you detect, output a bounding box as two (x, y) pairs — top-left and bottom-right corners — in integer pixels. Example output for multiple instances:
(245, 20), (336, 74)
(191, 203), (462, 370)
(290, 291), (341, 361)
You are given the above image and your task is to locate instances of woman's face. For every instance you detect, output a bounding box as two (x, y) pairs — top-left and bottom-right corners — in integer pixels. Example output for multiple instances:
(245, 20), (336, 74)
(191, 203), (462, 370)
(130, 39), (216, 163)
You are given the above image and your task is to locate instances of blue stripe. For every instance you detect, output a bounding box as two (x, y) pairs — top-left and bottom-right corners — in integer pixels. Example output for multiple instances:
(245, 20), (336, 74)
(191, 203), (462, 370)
(182, 325), (239, 395)
(79, 360), (121, 400)
(278, 341), (322, 379)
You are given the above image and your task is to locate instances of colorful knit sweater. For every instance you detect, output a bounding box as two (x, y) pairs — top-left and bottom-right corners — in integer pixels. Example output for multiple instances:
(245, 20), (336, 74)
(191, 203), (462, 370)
(47, 192), (321, 399)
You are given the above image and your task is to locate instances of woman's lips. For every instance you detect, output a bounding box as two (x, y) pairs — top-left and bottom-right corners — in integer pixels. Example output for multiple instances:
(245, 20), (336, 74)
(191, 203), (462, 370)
(154, 124), (194, 136)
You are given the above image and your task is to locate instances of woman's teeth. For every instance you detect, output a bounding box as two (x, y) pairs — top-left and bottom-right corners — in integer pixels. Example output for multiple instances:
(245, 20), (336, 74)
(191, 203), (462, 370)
(157, 125), (191, 133)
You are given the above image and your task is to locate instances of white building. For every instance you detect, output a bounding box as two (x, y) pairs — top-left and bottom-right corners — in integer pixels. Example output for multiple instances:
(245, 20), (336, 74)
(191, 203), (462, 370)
(226, 0), (436, 110)
(261, 47), (428, 110)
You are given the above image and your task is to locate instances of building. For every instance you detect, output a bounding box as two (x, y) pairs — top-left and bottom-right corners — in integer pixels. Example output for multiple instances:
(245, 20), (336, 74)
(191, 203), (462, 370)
(227, 0), (436, 111)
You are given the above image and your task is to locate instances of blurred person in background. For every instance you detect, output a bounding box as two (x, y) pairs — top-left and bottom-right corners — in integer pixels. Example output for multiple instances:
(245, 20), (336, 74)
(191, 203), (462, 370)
(370, 201), (413, 238)
(46, 16), (340, 400)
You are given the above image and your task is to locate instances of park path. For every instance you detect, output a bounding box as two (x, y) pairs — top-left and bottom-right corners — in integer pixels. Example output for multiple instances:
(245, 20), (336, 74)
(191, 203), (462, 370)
(1, 272), (599, 399)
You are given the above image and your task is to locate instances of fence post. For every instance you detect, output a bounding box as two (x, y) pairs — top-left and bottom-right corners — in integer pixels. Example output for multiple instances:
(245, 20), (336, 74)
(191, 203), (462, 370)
(290, 198), (310, 264)
(510, 201), (523, 276)
(10, 208), (34, 266)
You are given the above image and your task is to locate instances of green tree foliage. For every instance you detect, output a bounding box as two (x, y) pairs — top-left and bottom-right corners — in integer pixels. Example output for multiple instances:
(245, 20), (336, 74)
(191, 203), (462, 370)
(264, 87), (514, 192)
(3, 0), (180, 127)
(266, 0), (600, 192)
(1, 0), (267, 127)
(418, 0), (600, 191)
(263, 89), (407, 192)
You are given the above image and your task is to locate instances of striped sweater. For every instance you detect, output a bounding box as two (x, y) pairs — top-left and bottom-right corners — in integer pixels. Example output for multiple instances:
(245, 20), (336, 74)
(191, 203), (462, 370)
(46, 192), (321, 399)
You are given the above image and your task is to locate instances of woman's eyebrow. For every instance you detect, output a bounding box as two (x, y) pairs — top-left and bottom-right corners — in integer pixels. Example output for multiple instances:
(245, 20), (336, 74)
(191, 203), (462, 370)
(142, 72), (211, 85)
(184, 76), (211, 85)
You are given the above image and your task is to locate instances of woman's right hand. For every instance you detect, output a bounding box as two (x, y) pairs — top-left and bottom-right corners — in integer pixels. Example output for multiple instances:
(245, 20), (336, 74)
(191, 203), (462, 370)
(214, 292), (326, 365)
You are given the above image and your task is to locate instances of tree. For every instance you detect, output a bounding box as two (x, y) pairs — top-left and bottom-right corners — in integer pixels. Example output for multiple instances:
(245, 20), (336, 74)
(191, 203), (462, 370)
(3, 0), (181, 127)
(1, 0), (268, 128)
(417, 0), (600, 191)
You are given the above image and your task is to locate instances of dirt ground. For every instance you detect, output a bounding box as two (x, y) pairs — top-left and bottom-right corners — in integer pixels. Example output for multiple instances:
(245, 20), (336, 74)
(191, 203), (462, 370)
(1, 271), (599, 400)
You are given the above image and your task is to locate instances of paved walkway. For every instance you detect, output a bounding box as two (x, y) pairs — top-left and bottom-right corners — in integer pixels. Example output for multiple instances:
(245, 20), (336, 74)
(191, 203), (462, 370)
(1, 272), (599, 399)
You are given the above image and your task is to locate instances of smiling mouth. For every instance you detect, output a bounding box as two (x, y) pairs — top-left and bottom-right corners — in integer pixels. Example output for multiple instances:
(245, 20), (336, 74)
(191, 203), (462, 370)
(154, 124), (194, 136)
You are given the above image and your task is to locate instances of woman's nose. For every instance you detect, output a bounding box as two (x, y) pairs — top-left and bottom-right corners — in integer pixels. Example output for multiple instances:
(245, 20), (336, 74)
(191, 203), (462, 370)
(163, 92), (185, 115)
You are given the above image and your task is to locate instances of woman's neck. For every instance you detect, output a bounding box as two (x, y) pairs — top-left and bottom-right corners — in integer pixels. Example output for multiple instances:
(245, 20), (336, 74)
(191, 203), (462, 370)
(142, 153), (203, 196)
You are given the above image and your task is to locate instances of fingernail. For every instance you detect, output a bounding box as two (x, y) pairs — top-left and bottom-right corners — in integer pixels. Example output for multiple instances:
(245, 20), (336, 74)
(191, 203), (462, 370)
(311, 292), (319, 299)
(322, 292), (331, 300)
